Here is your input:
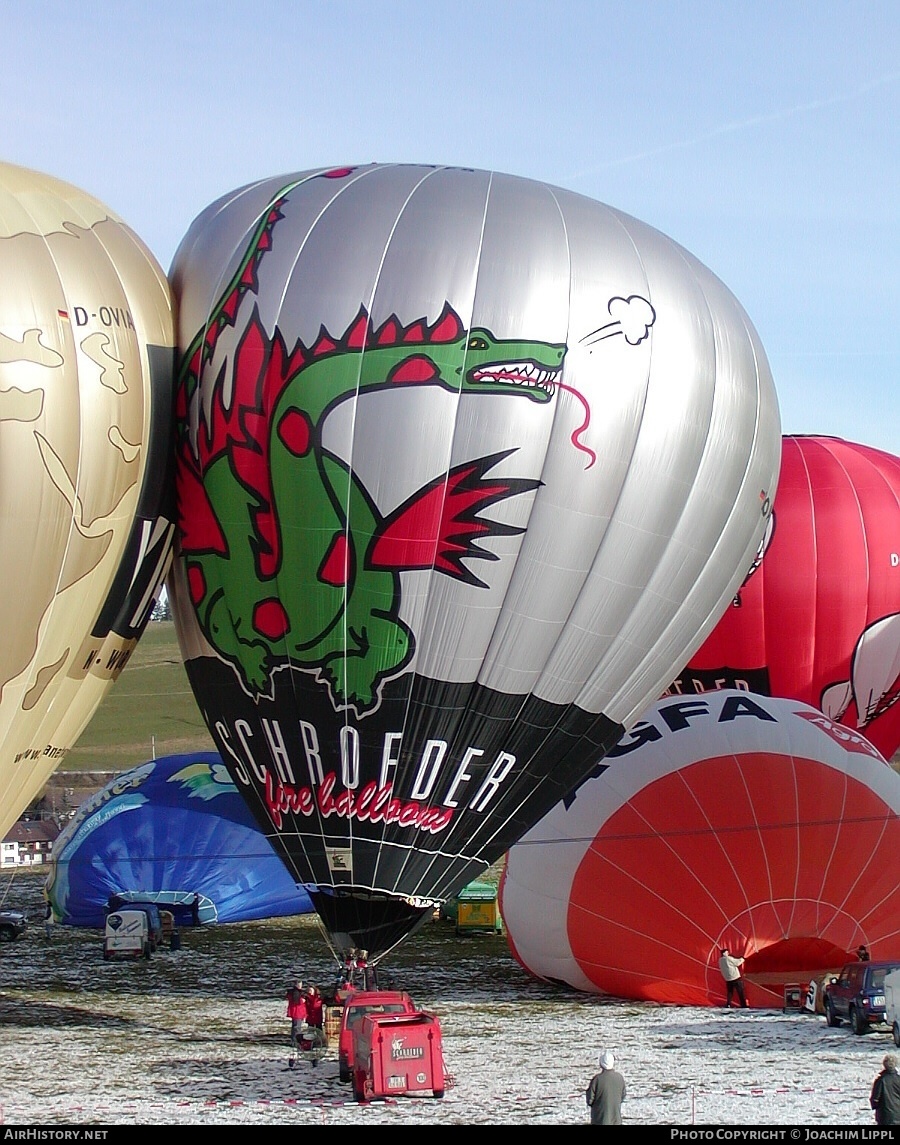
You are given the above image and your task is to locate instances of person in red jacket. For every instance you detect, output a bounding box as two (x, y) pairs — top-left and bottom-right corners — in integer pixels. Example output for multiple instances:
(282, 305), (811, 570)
(285, 979), (307, 1047)
(305, 985), (324, 1030)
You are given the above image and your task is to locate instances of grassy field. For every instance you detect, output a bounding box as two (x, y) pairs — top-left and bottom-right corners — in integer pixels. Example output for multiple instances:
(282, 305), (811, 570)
(63, 621), (215, 773)
(61, 622), (900, 779)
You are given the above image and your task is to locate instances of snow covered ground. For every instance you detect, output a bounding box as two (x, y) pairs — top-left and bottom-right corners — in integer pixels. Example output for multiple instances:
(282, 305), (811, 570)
(0, 870), (892, 1127)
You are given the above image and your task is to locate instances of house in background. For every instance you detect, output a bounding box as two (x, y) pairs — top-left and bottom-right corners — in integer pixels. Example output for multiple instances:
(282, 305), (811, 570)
(1, 819), (60, 868)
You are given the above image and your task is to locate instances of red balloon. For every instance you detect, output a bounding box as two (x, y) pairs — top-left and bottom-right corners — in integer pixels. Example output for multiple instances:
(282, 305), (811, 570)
(668, 436), (900, 761)
(500, 690), (900, 1006)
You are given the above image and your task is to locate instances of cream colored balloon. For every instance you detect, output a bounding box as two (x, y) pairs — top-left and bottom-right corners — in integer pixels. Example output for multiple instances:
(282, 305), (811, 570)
(0, 161), (175, 836)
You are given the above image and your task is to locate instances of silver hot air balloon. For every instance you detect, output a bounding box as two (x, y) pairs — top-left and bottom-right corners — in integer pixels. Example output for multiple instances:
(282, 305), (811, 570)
(167, 163), (781, 958)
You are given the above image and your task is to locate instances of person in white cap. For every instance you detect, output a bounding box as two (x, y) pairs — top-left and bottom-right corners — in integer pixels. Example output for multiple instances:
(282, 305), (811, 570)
(718, 946), (749, 1008)
(585, 1050), (627, 1124)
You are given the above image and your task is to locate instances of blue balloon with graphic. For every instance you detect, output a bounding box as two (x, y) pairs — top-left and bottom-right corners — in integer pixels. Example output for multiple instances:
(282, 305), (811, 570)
(45, 752), (314, 927)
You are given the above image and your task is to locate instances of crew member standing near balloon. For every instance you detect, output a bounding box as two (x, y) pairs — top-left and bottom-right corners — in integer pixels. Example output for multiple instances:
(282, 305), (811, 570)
(585, 1051), (626, 1124)
(285, 979), (306, 1046)
(718, 947), (749, 1008)
(870, 1054), (900, 1125)
(305, 985), (323, 1030)
(356, 948), (376, 989)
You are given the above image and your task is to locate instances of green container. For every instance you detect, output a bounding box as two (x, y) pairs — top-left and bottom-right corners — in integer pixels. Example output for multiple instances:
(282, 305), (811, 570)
(443, 880), (503, 933)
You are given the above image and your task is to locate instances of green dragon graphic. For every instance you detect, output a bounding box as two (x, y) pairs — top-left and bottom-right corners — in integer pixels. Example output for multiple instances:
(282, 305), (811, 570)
(175, 179), (570, 713)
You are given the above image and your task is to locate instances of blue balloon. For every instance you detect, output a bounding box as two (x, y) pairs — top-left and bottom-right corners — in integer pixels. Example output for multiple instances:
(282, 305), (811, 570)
(45, 753), (313, 927)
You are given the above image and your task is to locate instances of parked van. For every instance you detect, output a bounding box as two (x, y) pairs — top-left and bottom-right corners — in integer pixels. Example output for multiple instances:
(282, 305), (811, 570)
(337, 989), (418, 1082)
(103, 904), (164, 961)
(885, 967), (900, 1047)
(104, 909), (151, 960)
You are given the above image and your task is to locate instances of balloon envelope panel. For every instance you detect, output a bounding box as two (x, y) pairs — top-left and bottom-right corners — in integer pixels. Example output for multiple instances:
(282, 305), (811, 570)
(500, 690), (900, 1005)
(671, 435), (900, 761)
(168, 164), (780, 955)
(0, 161), (175, 836)
(45, 753), (313, 927)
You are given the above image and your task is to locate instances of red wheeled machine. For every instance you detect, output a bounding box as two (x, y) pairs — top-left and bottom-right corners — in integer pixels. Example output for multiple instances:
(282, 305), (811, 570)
(352, 1010), (447, 1102)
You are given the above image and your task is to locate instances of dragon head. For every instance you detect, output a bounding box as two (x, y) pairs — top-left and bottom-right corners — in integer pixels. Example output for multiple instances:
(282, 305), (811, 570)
(364, 311), (567, 401)
(458, 329), (565, 401)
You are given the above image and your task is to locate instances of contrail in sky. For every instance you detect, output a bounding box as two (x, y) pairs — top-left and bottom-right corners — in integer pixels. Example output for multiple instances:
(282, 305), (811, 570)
(567, 71), (900, 178)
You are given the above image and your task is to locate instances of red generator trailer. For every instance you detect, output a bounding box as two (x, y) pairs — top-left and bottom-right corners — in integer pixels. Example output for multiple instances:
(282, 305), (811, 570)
(352, 1010), (446, 1102)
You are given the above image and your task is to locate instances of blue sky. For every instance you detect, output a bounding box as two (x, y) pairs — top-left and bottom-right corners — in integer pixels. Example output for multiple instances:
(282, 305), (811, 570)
(3, 0), (897, 454)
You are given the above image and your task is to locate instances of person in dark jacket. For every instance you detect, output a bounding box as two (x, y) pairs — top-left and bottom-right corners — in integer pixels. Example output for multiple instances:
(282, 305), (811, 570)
(857, 944), (871, 962)
(870, 1054), (900, 1125)
(585, 1051), (626, 1125)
